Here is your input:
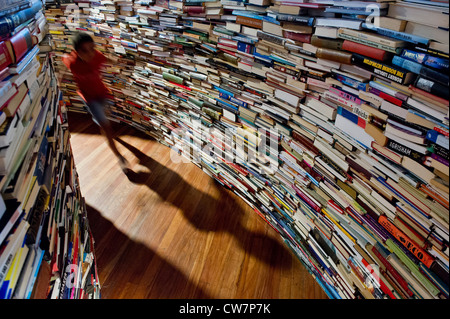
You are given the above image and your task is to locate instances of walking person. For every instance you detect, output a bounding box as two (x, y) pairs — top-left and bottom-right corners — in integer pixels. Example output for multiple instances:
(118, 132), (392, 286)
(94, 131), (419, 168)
(63, 32), (129, 172)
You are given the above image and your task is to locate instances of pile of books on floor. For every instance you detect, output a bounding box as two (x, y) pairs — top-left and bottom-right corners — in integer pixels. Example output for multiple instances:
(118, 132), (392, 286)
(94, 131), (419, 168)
(47, 0), (449, 299)
(0, 0), (101, 299)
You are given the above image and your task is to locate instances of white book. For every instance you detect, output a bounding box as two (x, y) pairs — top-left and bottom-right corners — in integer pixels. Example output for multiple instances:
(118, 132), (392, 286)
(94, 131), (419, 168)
(380, 99), (408, 120)
(314, 26), (339, 39)
(274, 88), (300, 107)
(305, 97), (337, 120)
(334, 114), (374, 148)
(407, 97), (447, 122)
(315, 18), (362, 30)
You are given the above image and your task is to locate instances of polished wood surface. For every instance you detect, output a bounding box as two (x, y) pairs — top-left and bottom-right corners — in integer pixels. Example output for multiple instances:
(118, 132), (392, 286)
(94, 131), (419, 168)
(68, 112), (329, 299)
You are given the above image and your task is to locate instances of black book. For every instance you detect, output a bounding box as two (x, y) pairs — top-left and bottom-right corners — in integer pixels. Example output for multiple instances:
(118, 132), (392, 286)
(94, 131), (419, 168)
(386, 138), (425, 163)
(414, 76), (449, 101)
(312, 227), (339, 264)
(351, 53), (416, 85)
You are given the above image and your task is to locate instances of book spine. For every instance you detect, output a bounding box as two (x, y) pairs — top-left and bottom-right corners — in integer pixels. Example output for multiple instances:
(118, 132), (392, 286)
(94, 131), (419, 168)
(428, 143), (450, 161)
(283, 31), (311, 44)
(426, 130), (449, 150)
(311, 35), (343, 51)
(362, 23), (429, 46)
(0, 41), (14, 69)
(256, 30), (285, 46)
(378, 215), (434, 268)
(351, 53), (414, 85)
(337, 106), (366, 129)
(392, 56), (449, 87)
(273, 14), (314, 26)
(401, 49), (449, 72)
(292, 184), (321, 213)
(371, 245), (414, 297)
(184, 6), (205, 14)
(332, 73), (368, 91)
(0, 1), (43, 37)
(337, 30), (401, 54)
(316, 47), (352, 64)
(342, 40), (390, 61)
(386, 139), (425, 162)
(236, 15), (263, 29)
(414, 77), (449, 100)
(429, 153), (449, 167)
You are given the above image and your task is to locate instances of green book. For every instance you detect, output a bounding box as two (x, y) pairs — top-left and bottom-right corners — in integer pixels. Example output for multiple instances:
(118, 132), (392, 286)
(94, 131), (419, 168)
(386, 239), (440, 297)
(162, 72), (184, 84)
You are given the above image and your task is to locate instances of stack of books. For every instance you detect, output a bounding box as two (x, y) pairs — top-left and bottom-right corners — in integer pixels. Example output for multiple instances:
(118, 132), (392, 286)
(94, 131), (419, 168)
(0, 0), (101, 299)
(47, 0), (449, 299)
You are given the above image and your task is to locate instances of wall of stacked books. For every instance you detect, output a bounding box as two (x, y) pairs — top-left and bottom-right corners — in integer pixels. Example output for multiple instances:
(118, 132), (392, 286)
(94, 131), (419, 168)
(1, 0), (101, 299)
(46, 0), (448, 299)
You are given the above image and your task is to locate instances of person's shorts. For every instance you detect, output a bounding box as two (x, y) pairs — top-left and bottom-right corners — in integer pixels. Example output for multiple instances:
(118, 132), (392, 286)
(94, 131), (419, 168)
(85, 98), (109, 126)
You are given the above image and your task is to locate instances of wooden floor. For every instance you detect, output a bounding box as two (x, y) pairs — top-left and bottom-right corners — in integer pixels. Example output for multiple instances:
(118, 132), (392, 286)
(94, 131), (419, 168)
(67, 112), (328, 299)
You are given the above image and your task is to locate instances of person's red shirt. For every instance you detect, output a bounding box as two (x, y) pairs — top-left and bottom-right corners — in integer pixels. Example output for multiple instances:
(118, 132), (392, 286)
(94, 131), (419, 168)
(62, 50), (109, 101)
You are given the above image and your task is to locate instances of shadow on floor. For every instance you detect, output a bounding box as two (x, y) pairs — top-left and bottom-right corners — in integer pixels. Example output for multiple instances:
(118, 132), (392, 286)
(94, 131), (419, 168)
(86, 203), (212, 298)
(115, 136), (292, 270)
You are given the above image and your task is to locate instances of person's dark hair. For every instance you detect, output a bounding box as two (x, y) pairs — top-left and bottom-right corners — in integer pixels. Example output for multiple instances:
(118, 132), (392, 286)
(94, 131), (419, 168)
(72, 32), (94, 51)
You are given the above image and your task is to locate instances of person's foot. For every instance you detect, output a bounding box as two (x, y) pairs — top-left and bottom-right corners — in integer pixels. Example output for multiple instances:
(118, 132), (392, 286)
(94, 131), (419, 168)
(118, 156), (130, 173)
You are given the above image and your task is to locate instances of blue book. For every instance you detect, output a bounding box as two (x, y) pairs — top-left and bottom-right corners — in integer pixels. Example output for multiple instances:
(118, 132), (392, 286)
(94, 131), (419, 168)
(230, 96), (248, 108)
(426, 129), (449, 150)
(231, 10), (280, 24)
(392, 55), (423, 74)
(362, 23), (430, 45)
(401, 49), (449, 71)
(392, 56), (449, 86)
(334, 73), (369, 91)
(337, 106), (359, 126)
(214, 85), (234, 97)
(268, 55), (296, 67)
(237, 41), (254, 54)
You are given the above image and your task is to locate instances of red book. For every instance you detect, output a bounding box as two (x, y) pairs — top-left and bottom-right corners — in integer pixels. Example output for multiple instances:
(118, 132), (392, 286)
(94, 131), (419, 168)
(184, 6), (205, 14)
(10, 28), (35, 62)
(0, 40), (14, 71)
(283, 31), (311, 43)
(378, 91), (403, 106)
(342, 40), (390, 61)
(371, 245), (414, 297)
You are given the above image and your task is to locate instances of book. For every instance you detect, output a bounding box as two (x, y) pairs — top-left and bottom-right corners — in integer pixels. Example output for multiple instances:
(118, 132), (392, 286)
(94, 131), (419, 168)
(315, 18), (362, 30)
(351, 53), (416, 85)
(387, 2), (449, 29)
(392, 56), (449, 87)
(405, 21), (450, 45)
(0, 0), (43, 37)
(426, 129), (449, 150)
(0, 114), (19, 148)
(0, 82), (28, 117)
(342, 40), (390, 61)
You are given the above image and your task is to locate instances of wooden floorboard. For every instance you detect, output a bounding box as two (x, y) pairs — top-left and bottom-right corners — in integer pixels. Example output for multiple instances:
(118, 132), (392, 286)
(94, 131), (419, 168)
(67, 112), (329, 299)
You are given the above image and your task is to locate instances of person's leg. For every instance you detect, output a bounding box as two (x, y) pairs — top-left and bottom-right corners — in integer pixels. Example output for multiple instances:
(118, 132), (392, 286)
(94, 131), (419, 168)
(86, 99), (129, 170)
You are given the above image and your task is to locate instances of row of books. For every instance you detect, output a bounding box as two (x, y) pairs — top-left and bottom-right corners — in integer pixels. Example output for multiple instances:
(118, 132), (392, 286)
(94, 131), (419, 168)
(47, 0), (449, 299)
(0, 1), (101, 299)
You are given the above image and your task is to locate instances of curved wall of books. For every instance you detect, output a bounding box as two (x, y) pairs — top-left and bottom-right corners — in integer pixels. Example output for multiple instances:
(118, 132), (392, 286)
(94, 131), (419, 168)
(1, 1), (100, 299)
(47, 0), (449, 299)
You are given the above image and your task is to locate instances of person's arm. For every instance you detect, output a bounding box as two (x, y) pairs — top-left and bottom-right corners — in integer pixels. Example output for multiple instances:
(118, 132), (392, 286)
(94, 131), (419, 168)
(96, 50), (118, 65)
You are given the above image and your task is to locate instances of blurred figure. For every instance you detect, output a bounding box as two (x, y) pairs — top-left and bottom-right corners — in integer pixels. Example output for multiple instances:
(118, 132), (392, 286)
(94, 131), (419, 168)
(62, 32), (129, 172)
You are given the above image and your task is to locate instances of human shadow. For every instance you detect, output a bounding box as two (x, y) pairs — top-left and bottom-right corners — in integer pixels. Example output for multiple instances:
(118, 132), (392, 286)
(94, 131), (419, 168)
(85, 203), (211, 298)
(115, 136), (292, 269)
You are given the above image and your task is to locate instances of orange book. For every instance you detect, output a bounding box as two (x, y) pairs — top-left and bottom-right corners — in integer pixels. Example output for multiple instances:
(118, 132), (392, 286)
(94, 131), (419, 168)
(378, 215), (434, 268)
